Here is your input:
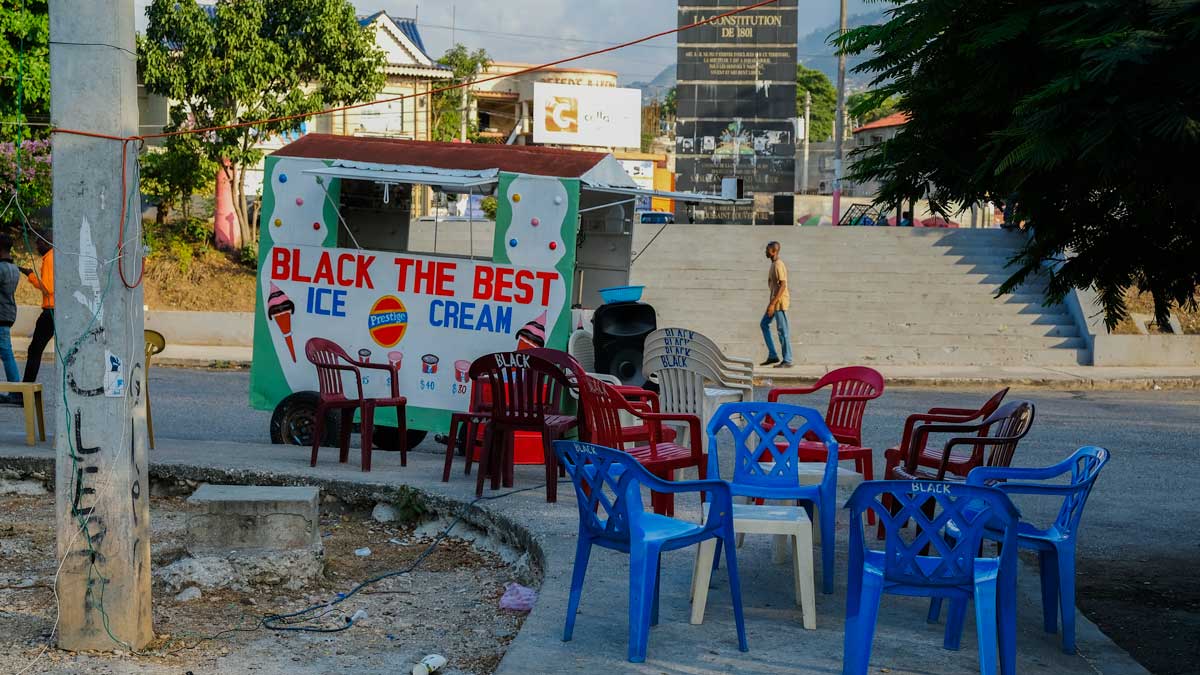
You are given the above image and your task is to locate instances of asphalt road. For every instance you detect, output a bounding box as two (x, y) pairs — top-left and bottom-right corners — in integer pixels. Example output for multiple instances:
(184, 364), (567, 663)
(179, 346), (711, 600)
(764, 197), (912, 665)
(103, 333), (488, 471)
(3, 366), (1198, 672)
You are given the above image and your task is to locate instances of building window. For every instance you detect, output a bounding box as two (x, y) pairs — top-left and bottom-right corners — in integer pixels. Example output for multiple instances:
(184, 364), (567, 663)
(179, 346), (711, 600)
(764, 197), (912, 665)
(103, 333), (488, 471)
(357, 97), (405, 136)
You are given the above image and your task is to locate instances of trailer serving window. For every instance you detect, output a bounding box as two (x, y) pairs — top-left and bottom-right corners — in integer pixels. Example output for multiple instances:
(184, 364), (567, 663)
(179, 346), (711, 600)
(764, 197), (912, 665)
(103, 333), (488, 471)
(304, 164), (498, 261)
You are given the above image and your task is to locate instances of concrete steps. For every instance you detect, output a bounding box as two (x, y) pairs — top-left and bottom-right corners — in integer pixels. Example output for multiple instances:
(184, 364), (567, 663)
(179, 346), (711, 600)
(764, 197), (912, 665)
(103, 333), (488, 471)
(628, 226), (1084, 367)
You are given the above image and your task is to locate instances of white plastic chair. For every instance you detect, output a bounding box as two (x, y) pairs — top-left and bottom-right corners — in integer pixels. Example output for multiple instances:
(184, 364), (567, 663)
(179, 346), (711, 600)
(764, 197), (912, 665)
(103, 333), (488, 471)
(646, 328), (754, 377)
(644, 329), (754, 397)
(568, 329), (596, 373)
(641, 354), (749, 454)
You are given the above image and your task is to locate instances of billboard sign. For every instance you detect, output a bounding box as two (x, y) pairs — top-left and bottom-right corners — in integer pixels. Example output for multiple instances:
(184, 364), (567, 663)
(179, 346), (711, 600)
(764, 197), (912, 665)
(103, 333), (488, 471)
(676, 0), (797, 222)
(533, 83), (641, 148)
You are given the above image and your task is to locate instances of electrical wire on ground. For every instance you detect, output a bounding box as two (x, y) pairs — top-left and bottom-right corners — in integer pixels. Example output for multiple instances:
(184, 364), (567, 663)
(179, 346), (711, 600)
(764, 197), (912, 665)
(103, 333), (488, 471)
(261, 483), (546, 634)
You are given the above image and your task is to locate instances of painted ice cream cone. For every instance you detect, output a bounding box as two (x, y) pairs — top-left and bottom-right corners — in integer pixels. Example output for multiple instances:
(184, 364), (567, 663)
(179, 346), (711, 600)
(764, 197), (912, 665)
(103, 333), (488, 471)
(515, 310), (547, 351)
(267, 282), (297, 362)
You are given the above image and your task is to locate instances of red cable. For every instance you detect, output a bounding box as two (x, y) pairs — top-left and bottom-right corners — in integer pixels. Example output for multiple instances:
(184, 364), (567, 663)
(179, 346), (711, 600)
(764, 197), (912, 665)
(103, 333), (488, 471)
(52, 0), (781, 288)
(117, 139), (144, 288)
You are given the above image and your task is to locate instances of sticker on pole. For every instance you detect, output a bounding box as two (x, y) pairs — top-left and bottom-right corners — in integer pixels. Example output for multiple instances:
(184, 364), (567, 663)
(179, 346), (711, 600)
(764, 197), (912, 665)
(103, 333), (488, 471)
(104, 351), (126, 397)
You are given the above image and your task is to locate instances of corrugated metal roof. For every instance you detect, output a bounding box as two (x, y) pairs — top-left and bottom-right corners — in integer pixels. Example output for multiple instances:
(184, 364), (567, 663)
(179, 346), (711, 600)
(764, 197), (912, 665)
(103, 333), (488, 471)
(274, 134), (616, 180)
(358, 11), (445, 67)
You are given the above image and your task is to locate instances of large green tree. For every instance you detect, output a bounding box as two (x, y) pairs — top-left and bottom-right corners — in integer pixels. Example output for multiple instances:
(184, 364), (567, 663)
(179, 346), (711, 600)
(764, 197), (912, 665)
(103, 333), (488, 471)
(796, 64), (836, 142)
(847, 89), (900, 126)
(140, 110), (217, 225)
(840, 0), (1200, 328)
(432, 44), (490, 142)
(138, 0), (386, 245)
(0, 0), (49, 143)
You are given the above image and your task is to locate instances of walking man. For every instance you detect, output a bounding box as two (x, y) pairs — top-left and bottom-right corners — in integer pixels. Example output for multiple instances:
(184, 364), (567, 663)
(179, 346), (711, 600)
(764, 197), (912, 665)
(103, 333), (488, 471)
(760, 241), (793, 368)
(21, 236), (53, 384)
(0, 236), (21, 404)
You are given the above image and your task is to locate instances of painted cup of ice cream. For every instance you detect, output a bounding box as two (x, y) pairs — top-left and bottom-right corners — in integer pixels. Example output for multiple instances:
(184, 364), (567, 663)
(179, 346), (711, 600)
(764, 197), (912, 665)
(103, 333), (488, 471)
(454, 360), (471, 383)
(515, 310), (547, 351)
(357, 348), (372, 364)
(421, 354), (439, 374)
(387, 351), (403, 369)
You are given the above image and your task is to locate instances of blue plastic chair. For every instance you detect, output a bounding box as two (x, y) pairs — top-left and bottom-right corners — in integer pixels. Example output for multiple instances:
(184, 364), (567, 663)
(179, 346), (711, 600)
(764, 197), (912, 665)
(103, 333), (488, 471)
(706, 402), (841, 593)
(933, 446), (1110, 654)
(843, 480), (1021, 675)
(552, 440), (748, 663)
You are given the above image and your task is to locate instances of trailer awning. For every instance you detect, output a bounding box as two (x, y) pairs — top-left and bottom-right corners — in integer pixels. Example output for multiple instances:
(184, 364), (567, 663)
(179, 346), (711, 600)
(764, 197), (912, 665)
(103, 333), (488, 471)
(584, 185), (751, 205)
(304, 161), (498, 190)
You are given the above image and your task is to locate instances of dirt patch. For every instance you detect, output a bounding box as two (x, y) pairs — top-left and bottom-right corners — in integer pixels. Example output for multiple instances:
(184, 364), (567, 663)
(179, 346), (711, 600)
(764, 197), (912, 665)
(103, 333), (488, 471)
(141, 249), (256, 312)
(1113, 289), (1200, 335)
(0, 492), (528, 674)
(1077, 557), (1200, 675)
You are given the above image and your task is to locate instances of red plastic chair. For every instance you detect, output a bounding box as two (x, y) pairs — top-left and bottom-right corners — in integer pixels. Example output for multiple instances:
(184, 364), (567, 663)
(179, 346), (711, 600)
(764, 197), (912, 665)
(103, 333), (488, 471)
(305, 337), (407, 472)
(576, 374), (703, 516)
(441, 375), (492, 483)
(767, 366), (884, 522)
(470, 352), (578, 501)
(524, 348), (677, 447)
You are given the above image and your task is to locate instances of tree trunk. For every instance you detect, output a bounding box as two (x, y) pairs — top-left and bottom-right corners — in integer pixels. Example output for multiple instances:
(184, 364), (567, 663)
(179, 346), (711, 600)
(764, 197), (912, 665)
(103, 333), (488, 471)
(231, 163), (252, 246)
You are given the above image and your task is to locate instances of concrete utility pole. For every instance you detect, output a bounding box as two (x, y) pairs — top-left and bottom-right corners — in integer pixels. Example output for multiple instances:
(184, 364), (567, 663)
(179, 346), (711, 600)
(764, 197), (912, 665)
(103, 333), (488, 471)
(832, 0), (848, 225)
(800, 89), (811, 195)
(50, 0), (152, 651)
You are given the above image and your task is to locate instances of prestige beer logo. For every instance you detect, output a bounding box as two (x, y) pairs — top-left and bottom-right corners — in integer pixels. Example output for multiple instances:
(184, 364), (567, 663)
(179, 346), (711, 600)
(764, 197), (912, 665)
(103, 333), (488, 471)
(545, 96), (578, 133)
(368, 295), (409, 348)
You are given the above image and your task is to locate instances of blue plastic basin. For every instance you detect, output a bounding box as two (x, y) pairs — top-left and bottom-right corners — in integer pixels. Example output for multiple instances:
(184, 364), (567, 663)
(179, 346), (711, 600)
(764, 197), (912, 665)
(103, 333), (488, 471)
(598, 285), (645, 304)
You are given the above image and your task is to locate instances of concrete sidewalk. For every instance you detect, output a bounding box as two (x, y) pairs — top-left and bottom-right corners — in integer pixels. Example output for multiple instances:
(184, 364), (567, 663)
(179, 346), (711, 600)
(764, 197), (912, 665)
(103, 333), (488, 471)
(12, 334), (1199, 387)
(753, 363), (1200, 389)
(0, 433), (1147, 675)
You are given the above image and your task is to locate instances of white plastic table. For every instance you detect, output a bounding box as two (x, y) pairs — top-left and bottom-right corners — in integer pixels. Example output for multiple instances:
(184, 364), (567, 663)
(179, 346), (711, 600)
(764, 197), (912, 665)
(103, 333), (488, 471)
(690, 502), (817, 629)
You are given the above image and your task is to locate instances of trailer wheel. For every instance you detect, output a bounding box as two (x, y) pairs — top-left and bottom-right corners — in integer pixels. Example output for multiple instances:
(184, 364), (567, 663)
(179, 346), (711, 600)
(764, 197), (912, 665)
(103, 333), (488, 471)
(373, 426), (427, 451)
(270, 392), (341, 446)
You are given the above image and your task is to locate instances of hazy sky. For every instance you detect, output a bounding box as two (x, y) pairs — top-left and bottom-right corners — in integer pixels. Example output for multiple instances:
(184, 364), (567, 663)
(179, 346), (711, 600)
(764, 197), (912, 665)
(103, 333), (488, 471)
(134, 1), (870, 84)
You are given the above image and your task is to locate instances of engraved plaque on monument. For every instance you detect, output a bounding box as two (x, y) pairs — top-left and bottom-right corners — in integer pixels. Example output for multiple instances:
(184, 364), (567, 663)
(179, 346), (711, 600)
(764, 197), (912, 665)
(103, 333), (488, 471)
(676, 0), (798, 223)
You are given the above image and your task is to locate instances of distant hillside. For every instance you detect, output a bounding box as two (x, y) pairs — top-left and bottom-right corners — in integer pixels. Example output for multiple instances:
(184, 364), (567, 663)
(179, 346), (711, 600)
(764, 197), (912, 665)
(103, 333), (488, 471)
(798, 9), (887, 91)
(628, 64), (676, 102)
(627, 9), (887, 101)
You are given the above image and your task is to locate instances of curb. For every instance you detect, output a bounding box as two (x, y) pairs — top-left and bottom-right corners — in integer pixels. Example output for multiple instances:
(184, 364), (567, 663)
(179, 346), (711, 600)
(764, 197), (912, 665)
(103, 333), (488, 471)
(752, 375), (1200, 390)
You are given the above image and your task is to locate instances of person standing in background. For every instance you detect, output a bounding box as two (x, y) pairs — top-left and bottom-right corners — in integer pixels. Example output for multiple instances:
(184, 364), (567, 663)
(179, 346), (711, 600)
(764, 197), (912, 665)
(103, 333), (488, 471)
(0, 236), (21, 404)
(760, 240), (793, 368)
(21, 236), (53, 384)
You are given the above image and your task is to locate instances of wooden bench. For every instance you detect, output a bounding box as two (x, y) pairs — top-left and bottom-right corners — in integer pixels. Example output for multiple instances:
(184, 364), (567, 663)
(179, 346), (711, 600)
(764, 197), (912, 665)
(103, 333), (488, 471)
(0, 383), (46, 446)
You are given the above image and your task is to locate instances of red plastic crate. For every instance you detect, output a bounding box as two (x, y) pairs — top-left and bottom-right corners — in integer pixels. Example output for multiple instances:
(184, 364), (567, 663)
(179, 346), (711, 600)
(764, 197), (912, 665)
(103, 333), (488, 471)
(470, 429), (546, 465)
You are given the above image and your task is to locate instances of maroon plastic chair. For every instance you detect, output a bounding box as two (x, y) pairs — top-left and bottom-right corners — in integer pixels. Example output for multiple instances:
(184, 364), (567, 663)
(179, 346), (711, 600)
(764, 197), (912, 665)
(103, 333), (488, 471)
(305, 337), (406, 472)
(768, 366), (885, 522)
(441, 375), (492, 483)
(893, 400), (1036, 482)
(470, 351), (579, 501)
(881, 387), (1010, 484)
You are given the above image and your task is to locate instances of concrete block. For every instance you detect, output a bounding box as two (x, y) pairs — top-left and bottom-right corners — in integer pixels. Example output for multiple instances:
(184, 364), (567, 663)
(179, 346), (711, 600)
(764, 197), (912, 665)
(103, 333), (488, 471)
(186, 484), (321, 553)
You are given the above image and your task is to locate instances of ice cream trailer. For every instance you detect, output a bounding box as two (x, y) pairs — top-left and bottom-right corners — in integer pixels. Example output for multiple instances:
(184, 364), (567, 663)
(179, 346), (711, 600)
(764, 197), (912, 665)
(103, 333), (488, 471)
(251, 134), (742, 449)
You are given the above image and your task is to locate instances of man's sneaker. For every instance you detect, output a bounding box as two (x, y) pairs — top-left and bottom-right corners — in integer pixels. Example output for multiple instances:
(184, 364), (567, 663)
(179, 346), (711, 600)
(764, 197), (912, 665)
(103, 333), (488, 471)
(760, 357), (780, 366)
(774, 361), (794, 368)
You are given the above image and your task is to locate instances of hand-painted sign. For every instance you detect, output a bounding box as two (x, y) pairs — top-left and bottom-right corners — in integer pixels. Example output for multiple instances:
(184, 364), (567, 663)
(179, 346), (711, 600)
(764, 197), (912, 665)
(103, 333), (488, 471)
(261, 245), (567, 412)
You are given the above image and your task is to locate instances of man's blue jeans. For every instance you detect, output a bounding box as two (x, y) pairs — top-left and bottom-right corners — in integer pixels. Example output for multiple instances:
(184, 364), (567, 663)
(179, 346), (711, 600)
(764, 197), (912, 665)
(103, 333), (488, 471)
(761, 311), (792, 363)
(0, 326), (19, 383)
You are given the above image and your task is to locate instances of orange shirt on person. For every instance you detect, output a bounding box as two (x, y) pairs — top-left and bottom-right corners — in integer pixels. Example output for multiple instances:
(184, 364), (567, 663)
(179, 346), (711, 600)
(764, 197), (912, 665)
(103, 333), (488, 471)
(27, 249), (53, 309)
